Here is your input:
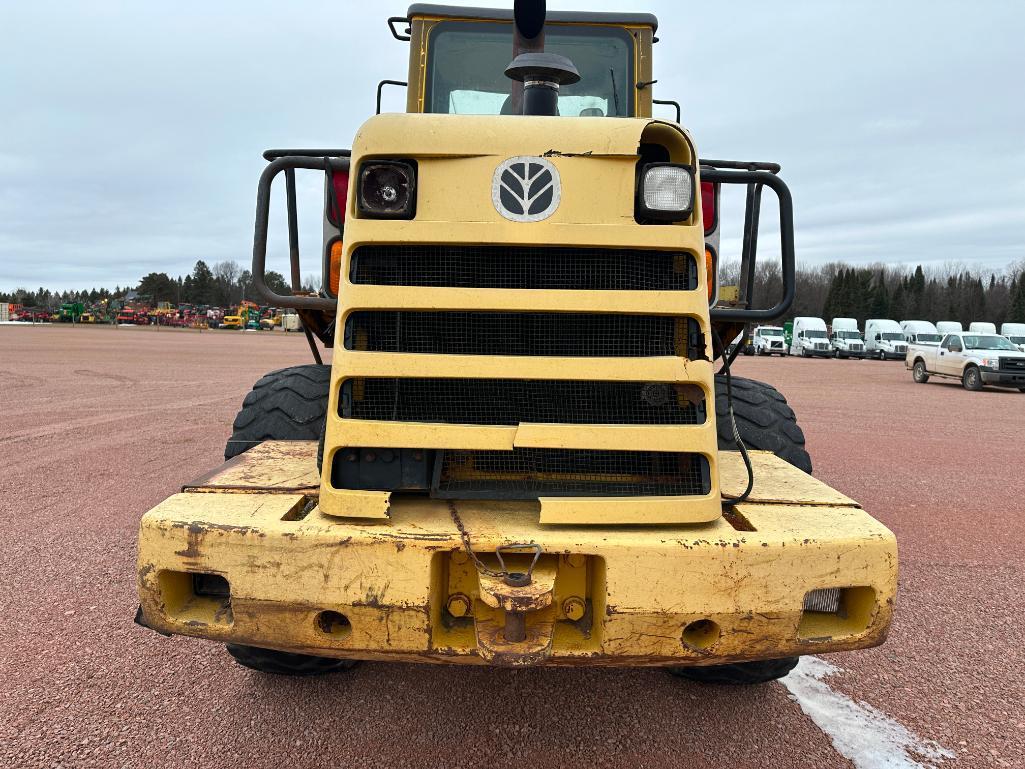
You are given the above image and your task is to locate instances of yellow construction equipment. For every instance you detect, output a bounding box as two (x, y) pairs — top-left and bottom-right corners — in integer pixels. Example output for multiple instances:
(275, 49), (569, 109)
(136, 2), (896, 683)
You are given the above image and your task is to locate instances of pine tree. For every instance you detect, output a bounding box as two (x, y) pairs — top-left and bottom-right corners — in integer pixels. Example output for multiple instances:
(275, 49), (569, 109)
(1008, 277), (1025, 323)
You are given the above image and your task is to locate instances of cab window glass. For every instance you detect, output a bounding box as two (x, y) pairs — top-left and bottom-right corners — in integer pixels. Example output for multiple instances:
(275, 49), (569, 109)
(425, 21), (635, 117)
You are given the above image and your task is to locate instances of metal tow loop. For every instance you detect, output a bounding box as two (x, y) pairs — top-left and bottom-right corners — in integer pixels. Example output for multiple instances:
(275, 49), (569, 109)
(447, 500), (542, 643)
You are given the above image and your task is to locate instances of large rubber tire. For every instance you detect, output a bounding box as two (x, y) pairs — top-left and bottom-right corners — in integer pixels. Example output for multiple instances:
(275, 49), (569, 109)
(224, 365), (331, 460)
(673, 657), (800, 685)
(670, 376), (809, 685)
(912, 360), (930, 383)
(712, 375), (812, 474)
(226, 644), (357, 676)
(222, 366), (350, 676)
(962, 365), (983, 391)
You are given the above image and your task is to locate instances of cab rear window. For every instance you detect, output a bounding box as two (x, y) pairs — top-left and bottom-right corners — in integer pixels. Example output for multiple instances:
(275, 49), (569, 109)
(424, 21), (635, 117)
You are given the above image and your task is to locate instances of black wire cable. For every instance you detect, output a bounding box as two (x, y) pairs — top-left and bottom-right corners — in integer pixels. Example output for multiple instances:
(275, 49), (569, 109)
(712, 328), (755, 505)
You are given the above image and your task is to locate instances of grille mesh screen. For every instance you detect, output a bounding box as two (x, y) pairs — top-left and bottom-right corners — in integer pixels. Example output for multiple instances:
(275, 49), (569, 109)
(349, 245), (698, 291)
(435, 449), (710, 498)
(345, 311), (703, 359)
(341, 378), (706, 425)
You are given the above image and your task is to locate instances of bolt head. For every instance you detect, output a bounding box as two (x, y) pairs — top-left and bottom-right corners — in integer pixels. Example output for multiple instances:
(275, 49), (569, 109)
(562, 597), (586, 621)
(446, 593), (471, 618)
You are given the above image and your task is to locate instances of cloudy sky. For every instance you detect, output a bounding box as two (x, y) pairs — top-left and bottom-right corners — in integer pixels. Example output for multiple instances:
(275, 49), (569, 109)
(2, 0), (1024, 291)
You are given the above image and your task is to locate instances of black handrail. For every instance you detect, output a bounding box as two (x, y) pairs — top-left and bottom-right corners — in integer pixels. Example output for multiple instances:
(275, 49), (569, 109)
(251, 155), (350, 312)
(703, 168), (796, 322)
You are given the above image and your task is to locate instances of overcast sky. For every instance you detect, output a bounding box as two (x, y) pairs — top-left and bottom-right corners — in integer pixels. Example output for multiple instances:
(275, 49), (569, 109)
(3, 0), (1024, 291)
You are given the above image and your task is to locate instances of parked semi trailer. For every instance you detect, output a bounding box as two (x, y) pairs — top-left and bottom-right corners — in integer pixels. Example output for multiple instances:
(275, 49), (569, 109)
(865, 319), (907, 360)
(900, 320), (941, 345)
(1002, 323), (1025, 352)
(135, 1), (897, 684)
(751, 325), (787, 355)
(790, 317), (832, 357)
(829, 317), (865, 359)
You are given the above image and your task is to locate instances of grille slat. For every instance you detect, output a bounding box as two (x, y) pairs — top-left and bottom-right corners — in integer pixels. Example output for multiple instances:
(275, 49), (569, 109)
(435, 449), (710, 498)
(345, 311), (704, 359)
(350, 245), (698, 291)
(341, 378), (706, 426)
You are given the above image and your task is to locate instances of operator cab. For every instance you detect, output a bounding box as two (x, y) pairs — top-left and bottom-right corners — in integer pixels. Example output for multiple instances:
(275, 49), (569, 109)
(404, 4), (657, 117)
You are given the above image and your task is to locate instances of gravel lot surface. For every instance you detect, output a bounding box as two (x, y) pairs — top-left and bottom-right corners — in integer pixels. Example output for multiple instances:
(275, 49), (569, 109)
(1, 325), (1021, 768)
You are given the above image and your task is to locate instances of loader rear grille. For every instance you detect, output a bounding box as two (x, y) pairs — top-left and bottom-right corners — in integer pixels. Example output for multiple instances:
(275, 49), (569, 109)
(434, 449), (711, 498)
(349, 245), (698, 291)
(340, 378), (706, 425)
(344, 311), (704, 359)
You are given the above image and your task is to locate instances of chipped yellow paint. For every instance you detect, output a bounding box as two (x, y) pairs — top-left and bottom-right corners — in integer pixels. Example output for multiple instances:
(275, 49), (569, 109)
(320, 115), (720, 525)
(183, 441), (320, 493)
(718, 450), (859, 507)
(137, 447), (897, 666)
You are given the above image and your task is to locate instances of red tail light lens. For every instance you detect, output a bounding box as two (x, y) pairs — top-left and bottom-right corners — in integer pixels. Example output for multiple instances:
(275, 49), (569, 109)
(327, 170), (349, 227)
(700, 180), (717, 236)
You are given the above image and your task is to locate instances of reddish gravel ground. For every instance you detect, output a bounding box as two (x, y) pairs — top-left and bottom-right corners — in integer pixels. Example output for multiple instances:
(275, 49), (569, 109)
(1, 325), (1022, 768)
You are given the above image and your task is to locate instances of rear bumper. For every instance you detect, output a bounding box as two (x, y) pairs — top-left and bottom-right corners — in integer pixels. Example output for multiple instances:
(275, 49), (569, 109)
(137, 442), (897, 667)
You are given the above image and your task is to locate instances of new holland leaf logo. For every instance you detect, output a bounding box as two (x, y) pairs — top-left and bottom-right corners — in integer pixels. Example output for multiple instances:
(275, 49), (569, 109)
(492, 156), (561, 222)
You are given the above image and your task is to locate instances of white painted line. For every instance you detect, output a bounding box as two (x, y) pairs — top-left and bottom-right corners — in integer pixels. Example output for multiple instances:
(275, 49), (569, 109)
(782, 656), (954, 769)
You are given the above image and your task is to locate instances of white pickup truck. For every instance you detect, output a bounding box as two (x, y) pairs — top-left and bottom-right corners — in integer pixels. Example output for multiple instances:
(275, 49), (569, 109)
(907, 332), (1025, 391)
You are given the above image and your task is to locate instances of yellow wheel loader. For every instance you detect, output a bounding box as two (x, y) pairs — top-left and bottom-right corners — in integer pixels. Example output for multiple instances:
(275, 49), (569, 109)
(136, 2), (896, 683)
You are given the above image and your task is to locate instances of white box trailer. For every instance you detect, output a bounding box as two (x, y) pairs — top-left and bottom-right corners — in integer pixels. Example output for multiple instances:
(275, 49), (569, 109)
(829, 317), (866, 358)
(1002, 322), (1025, 352)
(865, 319), (908, 360)
(790, 317), (832, 357)
(900, 320), (942, 345)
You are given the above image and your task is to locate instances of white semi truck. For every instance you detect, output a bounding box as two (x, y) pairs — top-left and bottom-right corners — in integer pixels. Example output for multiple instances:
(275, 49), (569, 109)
(829, 317), (865, 359)
(1002, 322), (1025, 352)
(790, 317), (832, 357)
(968, 322), (997, 334)
(936, 321), (963, 335)
(751, 325), (787, 356)
(900, 320), (942, 345)
(865, 319), (908, 360)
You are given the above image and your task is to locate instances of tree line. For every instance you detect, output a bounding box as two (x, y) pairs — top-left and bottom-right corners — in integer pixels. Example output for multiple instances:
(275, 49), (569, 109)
(720, 260), (1025, 327)
(5, 259), (1025, 326)
(2, 260), (321, 309)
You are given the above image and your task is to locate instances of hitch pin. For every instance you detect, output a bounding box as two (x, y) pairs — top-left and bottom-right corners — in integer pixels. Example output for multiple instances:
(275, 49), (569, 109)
(495, 543), (542, 643)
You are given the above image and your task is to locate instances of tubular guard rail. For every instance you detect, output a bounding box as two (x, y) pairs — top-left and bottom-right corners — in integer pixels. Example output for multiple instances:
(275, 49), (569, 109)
(251, 153), (350, 312)
(701, 164), (796, 323)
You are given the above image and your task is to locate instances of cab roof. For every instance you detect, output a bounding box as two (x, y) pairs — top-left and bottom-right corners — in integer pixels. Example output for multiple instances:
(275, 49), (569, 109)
(406, 4), (658, 32)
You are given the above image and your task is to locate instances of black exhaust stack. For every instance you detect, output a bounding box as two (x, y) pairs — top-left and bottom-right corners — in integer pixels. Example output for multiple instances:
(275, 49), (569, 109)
(506, 0), (579, 116)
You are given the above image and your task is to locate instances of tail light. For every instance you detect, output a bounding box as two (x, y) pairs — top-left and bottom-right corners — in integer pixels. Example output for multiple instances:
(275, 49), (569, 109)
(326, 170), (349, 295)
(704, 247), (717, 303)
(328, 239), (343, 296)
(327, 170), (349, 227)
(700, 180), (717, 236)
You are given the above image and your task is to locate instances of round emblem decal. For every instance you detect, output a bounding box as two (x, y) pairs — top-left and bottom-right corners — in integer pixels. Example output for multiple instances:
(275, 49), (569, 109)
(492, 156), (561, 222)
